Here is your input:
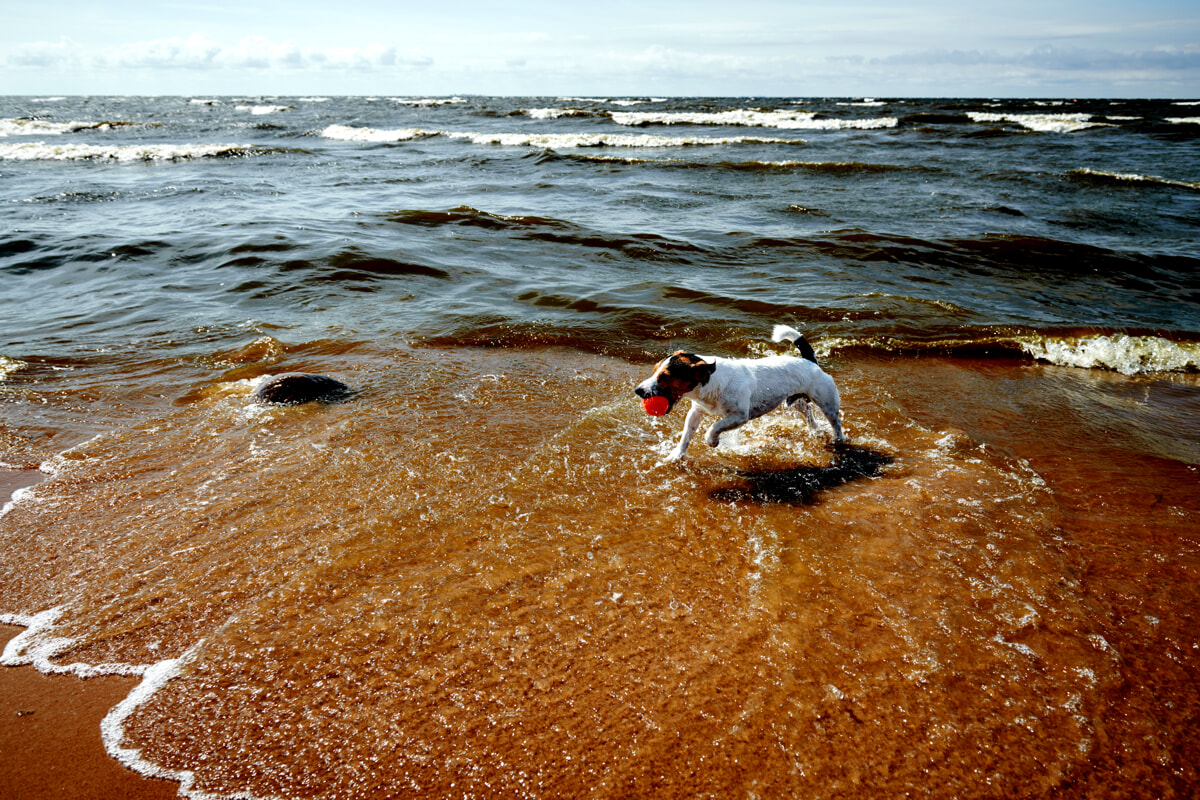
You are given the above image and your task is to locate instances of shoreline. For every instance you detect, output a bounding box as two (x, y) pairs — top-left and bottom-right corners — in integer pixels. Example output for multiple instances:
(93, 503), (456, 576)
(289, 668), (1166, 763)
(0, 625), (180, 800)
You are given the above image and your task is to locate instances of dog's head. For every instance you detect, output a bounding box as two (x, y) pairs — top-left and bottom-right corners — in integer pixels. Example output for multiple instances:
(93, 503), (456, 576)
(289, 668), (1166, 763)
(634, 351), (716, 414)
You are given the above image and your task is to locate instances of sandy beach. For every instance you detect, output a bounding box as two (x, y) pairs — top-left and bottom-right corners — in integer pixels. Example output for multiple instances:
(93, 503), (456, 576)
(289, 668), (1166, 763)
(1, 626), (179, 800)
(1, 469), (178, 798)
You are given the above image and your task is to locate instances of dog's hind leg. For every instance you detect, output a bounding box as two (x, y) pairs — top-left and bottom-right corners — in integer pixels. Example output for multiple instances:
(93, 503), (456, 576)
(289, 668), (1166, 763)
(786, 393), (820, 434)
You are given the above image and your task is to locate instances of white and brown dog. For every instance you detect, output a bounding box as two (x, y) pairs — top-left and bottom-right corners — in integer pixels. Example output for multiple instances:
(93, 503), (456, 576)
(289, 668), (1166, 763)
(635, 325), (844, 463)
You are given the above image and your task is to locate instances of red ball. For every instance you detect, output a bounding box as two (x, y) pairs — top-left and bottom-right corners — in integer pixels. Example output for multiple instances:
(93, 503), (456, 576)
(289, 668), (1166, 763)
(642, 396), (670, 417)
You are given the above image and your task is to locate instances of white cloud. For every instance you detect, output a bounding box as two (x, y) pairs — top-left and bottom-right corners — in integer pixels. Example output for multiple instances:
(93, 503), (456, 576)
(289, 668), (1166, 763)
(7, 37), (86, 69)
(4, 34), (431, 74)
(112, 33), (222, 70)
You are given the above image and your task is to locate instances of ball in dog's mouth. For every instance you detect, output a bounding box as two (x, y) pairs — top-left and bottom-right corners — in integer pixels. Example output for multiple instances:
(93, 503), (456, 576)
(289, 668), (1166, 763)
(642, 395), (670, 416)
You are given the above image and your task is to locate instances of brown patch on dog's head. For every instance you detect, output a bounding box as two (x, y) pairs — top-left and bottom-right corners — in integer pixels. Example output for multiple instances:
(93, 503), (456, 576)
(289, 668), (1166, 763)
(637, 351), (715, 413)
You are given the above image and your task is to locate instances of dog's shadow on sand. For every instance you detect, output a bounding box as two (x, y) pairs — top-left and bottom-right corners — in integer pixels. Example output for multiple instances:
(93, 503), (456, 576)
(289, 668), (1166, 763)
(709, 444), (893, 505)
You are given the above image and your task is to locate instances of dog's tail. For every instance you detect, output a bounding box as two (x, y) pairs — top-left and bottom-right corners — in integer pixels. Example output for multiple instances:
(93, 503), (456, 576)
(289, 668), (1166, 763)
(772, 324), (819, 364)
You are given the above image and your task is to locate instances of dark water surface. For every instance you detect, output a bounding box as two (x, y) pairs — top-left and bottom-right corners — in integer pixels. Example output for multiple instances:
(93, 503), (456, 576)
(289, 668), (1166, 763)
(2, 95), (1199, 798)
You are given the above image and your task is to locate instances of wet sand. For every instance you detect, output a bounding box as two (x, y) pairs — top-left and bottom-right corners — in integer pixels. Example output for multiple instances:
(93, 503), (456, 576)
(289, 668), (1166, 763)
(0, 626), (179, 800)
(2, 471), (177, 798)
(1, 351), (1198, 798)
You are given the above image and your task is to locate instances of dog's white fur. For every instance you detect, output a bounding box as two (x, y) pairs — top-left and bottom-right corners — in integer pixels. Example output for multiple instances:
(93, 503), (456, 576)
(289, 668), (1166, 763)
(636, 325), (843, 463)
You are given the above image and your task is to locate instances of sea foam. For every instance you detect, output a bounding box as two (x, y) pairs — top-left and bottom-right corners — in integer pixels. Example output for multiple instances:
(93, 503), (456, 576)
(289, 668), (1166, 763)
(320, 125), (805, 148)
(0, 607), (147, 677)
(1071, 168), (1200, 192)
(611, 109), (898, 130)
(0, 142), (261, 161)
(1019, 334), (1200, 375)
(320, 124), (436, 142)
(967, 112), (1108, 133)
(0, 118), (138, 136)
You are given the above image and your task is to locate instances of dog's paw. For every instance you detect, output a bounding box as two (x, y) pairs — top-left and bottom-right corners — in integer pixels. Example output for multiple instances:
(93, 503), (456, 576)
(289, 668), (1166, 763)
(662, 448), (686, 464)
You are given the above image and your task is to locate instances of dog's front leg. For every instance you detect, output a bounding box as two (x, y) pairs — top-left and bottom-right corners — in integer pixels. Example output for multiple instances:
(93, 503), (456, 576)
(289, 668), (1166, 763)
(705, 413), (748, 448)
(665, 404), (706, 463)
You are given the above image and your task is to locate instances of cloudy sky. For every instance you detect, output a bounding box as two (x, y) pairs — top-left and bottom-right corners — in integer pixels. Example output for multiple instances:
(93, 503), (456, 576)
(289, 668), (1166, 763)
(4, 0), (1198, 97)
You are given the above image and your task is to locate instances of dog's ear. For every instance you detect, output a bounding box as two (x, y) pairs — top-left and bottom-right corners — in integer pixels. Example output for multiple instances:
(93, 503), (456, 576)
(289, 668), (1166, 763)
(693, 358), (716, 385)
(669, 352), (716, 385)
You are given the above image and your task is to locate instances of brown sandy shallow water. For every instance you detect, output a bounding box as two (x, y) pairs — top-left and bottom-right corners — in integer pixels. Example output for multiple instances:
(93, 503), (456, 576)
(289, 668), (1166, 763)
(2, 342), (1198, 799)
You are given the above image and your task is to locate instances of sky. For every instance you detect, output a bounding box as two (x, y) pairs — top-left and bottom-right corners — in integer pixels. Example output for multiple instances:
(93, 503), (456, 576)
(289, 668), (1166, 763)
(3, 0), (1198, 97)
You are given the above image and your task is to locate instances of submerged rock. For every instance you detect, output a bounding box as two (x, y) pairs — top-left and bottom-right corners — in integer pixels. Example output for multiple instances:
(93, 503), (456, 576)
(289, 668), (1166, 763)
(253, 373), (354, 405)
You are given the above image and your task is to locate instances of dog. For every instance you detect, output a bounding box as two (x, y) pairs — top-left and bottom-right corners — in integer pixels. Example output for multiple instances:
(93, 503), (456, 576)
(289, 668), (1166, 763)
(634, 325), (843, 463)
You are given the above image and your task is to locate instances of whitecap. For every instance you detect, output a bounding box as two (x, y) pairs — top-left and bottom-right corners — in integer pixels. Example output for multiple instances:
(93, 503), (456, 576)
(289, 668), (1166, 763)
(611, 109), (897, 130)
(320, 124), (438, 142)
(446, 130), (806, 148)
(389, 97), (467, 106)
(1018, 334), (1200, 375)
(0, 142), (261, 162)
(235, 105), (292, 115)
(0, 118), (113, 136)
(1166, 117), (1200, 125)
(0, 354), (25, 380)
(525, 107), (593, 120)
(1071, 167), (1200, 192)
(967, 112), (1108, 133)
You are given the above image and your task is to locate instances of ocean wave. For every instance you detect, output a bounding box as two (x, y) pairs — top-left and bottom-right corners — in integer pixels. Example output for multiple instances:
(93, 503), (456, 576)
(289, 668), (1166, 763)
(1166, 117), (1200, 126)
(827, 331), (1200, 375)
(235, 104), (293, 115)
(390, 97), (468, 106)
(320, 125), (805, 148)
(0, 354), (26, 381)
(525, 107), (603, 120)
(0, 118), (146, 136)
(0, 142), (266, 162)
(966, 112), (1108, 133)
(1070, 168), (1200, 192)
(1017, 333), (1200, 375)
(447, 131), (806, 148)
(561, 155), (910, 173)
(320, 124), (438, 142)
(611, 109), (897, 130)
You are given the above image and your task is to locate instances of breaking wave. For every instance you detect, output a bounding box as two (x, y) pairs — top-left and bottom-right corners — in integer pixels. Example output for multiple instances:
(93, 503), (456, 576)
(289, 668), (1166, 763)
(966, 112), (1109, 133)
(0, 142), (271, 161)
(610, 109), (898, 130)
(0, 118), (149, 136)
(1070, 168), (1200, 192)
(828, 331), (1200, 375)
(320, 125), (806, 148)
(1017, 333), (1200, 375)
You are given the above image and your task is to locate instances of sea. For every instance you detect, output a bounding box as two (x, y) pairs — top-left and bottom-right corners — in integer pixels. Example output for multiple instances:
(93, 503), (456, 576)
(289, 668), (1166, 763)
(1, 95), (1199, 799)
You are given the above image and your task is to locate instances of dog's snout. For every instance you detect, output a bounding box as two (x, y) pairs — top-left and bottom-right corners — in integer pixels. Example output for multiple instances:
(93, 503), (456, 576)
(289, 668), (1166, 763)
(635, 384), (650, 399)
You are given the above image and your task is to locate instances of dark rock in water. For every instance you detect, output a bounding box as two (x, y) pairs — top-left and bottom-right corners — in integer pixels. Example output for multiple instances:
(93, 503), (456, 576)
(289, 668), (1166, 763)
(253, 373), (354, 405)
